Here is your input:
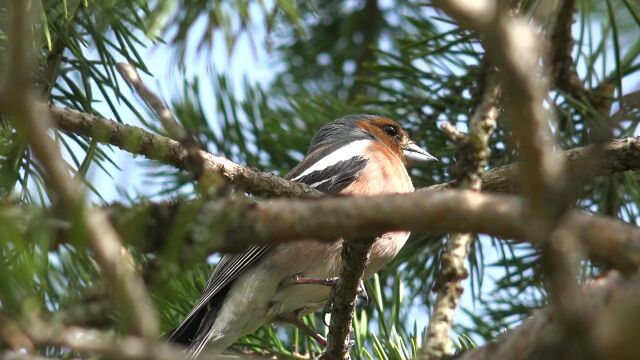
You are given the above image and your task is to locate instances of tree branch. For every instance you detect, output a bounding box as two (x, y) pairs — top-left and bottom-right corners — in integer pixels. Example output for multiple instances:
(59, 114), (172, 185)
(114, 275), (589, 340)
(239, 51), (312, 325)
(425, 137), (640, 193)
(549, 0), (579, 93)
(321, 237), (374, 360)
(100, 189), (640, 274)
(459, 271), (640, 360)
(432, 3), (585, 356)
(421, 70), (501, 359)
(43, 105), (640, 199)
(1, 0), (158, 338)
(47, 106), (323, 198)
(25, 321), (184, 360)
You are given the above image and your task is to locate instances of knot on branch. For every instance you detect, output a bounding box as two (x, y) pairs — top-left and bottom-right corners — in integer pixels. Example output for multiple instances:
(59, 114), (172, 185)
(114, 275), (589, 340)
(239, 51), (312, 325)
(432, 251), (470, 292)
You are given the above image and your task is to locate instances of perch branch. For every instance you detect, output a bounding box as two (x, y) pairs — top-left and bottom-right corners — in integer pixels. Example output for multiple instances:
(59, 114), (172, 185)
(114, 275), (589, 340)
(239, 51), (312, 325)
(321, 237), (375, 360)
(41, 105), (640, 198)
(47, 106), (323, 198)
(101, 190), (640, 274)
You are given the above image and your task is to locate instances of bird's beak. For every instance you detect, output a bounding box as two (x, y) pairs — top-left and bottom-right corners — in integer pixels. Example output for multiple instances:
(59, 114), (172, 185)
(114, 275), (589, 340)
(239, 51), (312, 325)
(403, 141), (437, 163)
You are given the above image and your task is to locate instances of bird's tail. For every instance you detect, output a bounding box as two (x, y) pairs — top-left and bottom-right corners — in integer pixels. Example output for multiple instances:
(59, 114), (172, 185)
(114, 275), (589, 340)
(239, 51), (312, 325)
(168, 293), (228, 358)
(167, 304), (207, 346)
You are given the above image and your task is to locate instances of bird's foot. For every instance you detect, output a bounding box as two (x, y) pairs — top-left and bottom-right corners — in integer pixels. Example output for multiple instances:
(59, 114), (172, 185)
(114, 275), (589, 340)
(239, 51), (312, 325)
(286, 274), (368, 327)
(355, 280), (369, 309)
(321, 279), (368, 327)
(287, 273), (340, 287)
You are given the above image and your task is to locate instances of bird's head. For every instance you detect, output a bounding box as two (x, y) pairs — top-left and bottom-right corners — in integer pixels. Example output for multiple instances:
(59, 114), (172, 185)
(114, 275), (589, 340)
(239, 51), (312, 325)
(308, 114), (437, 165)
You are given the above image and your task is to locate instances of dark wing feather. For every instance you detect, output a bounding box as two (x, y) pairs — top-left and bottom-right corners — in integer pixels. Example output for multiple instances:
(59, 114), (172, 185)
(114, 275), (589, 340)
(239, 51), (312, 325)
(294, 157), (367, 194)
(169, 150), (368, 345)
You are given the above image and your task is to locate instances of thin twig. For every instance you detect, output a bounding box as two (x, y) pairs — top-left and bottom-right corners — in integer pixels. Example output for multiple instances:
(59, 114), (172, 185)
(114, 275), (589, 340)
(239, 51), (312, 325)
(0, 0), (158, 338)
(41, 105), (640, 198)
(116, 63), (188, 141)
(116, 62), (212, 184)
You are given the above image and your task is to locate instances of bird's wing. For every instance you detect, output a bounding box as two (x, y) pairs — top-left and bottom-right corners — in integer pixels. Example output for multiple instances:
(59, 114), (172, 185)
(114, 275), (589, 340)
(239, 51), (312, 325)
(169, 145), (369, 344)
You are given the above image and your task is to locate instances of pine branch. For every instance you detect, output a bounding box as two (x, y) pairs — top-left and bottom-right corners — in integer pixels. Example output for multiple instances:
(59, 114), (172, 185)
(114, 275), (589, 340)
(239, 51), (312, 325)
(0, 0), (158, 339)
(431, 3), (588, 357)
(419, 137), (640, 193)
(10, 105), (640, 276)
(116, 62), (214, 186)
(0, 314), (33, 353)
(47, 106), (323, 198)
(321, 237), (375, 360)
(549, 0), (580, 93)
(0, 352), (70, 360)
(431, 3), (615, 357)
(40, 105), (640, 199)
(25, 320), (184, 360)
(421, 69), (501, 359)
(425, 137), (640, 193)
(97, 189), (640, 275)
(116, 63), (188, 142)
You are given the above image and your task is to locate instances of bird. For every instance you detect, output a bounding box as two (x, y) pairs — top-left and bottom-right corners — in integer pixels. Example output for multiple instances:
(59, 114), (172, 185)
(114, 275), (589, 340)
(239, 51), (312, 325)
(168, 114), (436, 357)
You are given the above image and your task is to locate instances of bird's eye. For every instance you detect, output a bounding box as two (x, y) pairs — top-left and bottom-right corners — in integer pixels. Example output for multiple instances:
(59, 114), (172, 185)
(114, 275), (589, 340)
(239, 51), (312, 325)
(383, 125), (399, 137)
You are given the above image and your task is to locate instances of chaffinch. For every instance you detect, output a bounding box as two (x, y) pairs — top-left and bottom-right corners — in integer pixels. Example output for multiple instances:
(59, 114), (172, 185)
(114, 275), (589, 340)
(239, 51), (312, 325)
(169, 114), (436, 357)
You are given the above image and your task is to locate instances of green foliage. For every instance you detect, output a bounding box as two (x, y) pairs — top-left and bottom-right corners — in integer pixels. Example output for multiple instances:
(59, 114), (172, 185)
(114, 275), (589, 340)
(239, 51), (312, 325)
(1, 0), (640, 358)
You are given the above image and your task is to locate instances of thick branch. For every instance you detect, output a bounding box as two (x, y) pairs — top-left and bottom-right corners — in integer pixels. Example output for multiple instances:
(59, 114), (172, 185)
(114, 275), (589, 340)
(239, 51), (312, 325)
(26, 321), (184, 360)
(105, 190), (640, 274)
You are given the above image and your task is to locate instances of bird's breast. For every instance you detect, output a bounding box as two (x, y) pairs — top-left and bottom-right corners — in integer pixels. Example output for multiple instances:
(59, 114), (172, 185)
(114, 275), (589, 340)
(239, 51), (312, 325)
(341, 142), (414, 196)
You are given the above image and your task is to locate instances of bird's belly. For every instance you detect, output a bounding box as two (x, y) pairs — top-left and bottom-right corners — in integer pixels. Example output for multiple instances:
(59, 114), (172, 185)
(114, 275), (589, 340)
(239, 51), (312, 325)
(365, 231), (410, 277)
(266, 241), (342, 317)
(266, 231), (410, 318)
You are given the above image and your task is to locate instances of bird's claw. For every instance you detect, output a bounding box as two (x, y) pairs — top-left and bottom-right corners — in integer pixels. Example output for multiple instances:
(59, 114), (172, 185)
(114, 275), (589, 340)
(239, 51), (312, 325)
(355, 280), (369, 309)
(322, 283), (337, 327)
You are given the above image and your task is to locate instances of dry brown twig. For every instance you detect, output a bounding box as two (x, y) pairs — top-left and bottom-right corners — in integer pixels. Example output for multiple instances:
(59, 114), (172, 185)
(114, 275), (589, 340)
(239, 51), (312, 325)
(0, 0), (158, 339)
(116, 62), (221, 190)
(116, 63), (188, 141)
